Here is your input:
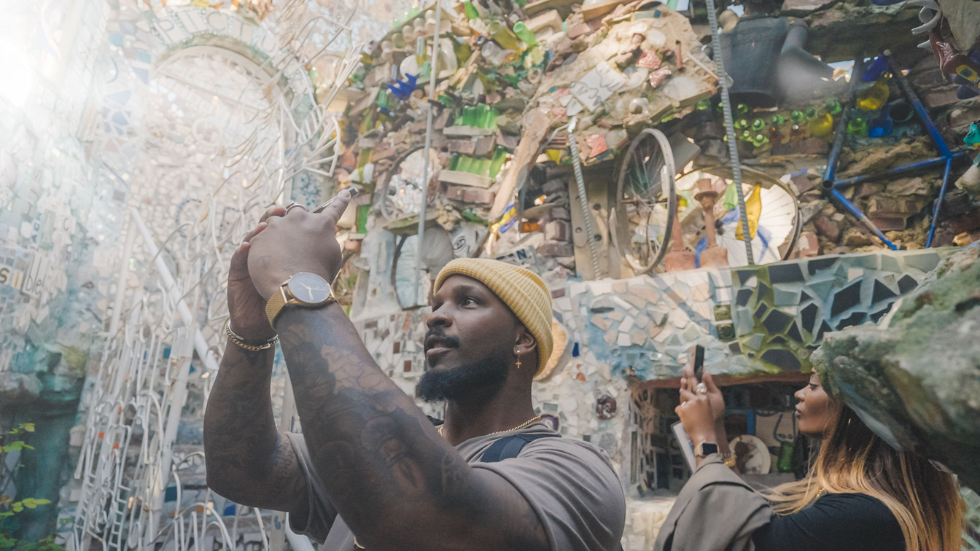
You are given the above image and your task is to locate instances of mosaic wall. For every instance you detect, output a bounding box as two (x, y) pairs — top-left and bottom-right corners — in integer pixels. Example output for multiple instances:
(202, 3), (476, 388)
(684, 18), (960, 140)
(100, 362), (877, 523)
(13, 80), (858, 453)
(350, 237), (947, 550)
(583, 249), (944, 379)
(0, 0), (107, 372)
(352, 245), (945, 464)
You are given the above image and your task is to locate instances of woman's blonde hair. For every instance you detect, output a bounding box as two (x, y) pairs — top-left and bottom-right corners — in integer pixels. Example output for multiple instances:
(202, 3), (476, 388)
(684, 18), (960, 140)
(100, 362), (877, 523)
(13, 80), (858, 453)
(764, 406), (963, 551)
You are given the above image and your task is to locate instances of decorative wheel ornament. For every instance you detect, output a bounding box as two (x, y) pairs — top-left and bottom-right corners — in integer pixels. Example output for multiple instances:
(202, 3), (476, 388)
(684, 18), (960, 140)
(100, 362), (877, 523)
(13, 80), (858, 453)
(615, 128), (678, 274)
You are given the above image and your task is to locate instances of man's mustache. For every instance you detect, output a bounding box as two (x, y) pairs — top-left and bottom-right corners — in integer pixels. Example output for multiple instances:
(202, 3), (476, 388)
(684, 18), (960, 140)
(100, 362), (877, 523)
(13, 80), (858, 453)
(423, 329), (460, 350)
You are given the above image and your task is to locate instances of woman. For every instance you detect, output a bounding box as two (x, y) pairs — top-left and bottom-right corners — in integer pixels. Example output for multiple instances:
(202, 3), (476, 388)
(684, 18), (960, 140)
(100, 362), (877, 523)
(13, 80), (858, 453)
(654, 367), (963, 551)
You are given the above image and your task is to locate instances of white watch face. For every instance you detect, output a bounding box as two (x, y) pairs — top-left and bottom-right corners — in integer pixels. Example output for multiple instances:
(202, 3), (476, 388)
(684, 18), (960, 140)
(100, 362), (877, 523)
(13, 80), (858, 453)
(287, 272), (332, 305)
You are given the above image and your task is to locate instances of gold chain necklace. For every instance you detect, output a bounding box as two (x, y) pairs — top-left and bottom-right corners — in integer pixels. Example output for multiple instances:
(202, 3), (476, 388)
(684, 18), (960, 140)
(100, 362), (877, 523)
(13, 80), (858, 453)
(437, 415), (543, 437)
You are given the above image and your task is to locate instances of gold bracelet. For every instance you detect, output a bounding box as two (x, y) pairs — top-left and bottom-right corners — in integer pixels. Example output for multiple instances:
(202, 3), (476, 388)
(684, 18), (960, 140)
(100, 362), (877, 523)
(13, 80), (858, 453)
(224, 319), (278, 352)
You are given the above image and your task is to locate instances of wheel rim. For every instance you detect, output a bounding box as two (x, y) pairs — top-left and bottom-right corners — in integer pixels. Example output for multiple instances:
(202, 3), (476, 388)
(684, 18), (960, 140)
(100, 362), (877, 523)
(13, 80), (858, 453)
(615, 129), (677, 274)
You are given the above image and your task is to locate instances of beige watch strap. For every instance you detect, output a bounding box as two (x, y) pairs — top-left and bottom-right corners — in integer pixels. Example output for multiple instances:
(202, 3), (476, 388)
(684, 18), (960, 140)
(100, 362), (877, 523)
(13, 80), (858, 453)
(265, 286), (289, 329)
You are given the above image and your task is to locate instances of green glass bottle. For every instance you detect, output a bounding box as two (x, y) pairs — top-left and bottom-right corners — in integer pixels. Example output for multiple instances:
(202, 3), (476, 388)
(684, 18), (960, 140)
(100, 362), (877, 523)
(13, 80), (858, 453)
(740, 129), (753, 141)
(735, 118), (749, 130)
(736, 103), (749, 115)
(751, 118), (765, 131)
(696, 99), (711, 110)
(847, 116), (867, 136)
(488, 20), (521, 51)
(777, 441), (794, 473)
(513, 21), (537, 46)
(805, 107), (817, 120)
(790, 110), (805, 123)
(825, 98), (842, 116)
(770, 114), (785, 125)
(462, 1), (480, 19)
(752, 133), (769, 147)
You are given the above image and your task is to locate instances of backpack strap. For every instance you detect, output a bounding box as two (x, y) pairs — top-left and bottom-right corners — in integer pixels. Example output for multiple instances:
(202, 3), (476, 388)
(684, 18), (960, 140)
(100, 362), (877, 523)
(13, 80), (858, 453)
(479, 433), (560, 463)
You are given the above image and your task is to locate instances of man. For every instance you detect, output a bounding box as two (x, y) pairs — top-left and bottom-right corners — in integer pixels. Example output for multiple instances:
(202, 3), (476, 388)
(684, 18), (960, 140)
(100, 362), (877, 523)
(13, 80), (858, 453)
(204, 190), (625, 550)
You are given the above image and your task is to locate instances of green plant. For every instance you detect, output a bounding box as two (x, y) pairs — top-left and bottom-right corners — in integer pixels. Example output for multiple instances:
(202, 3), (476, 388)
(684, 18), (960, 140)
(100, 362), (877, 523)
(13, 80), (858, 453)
(0, 423), (64, 551)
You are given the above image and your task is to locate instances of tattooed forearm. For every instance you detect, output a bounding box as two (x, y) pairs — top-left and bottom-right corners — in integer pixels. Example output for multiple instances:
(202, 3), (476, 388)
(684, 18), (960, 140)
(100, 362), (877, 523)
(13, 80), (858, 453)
(203, 342), (308, 514)
(276, 305), (549, 551)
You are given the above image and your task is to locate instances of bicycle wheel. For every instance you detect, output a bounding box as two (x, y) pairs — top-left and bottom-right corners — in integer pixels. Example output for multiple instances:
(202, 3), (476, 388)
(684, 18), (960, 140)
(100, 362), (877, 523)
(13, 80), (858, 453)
(615, 129), (678, 274)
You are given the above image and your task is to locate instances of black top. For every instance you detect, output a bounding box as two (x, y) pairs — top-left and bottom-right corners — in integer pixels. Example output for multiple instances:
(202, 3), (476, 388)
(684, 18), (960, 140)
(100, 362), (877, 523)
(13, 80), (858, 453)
(753, 493), (905, 551)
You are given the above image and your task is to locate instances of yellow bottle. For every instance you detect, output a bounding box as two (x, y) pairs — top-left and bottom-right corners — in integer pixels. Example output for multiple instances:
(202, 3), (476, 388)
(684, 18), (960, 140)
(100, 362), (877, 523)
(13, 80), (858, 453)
(809, 112), (834, 139)
(856, 79), (889, 112)
(735, 184), (763, 241)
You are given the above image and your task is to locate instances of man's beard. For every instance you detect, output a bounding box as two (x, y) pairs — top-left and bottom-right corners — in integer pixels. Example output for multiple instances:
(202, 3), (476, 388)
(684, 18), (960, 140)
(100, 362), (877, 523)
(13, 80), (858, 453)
(415, 355), (509, 403)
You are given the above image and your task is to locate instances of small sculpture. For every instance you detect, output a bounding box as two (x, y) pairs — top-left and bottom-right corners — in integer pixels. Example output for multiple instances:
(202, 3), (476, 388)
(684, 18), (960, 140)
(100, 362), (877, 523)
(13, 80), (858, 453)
(595, 395), (617, 420)
(664, 209), (696, 272)
(694, 178), (729, 268)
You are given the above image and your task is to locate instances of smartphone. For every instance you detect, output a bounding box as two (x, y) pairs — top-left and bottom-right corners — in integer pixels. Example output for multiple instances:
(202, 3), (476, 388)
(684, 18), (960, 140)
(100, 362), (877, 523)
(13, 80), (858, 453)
(693, 345), (705, 383)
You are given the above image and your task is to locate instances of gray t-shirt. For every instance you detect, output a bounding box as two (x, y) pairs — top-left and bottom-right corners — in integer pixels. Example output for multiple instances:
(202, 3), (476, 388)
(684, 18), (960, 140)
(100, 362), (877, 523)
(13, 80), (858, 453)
(287, 421), (626, 550)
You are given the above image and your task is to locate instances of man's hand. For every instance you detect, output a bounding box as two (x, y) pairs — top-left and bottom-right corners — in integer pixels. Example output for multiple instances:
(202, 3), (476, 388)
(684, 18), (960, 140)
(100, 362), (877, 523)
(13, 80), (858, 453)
(228, 206), (285, 341)
(247, 190), (353, 300)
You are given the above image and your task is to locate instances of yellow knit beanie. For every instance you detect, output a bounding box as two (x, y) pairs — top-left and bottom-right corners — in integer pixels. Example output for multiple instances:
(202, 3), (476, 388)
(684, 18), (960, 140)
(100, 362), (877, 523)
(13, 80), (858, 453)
(434, 258), (554, 375)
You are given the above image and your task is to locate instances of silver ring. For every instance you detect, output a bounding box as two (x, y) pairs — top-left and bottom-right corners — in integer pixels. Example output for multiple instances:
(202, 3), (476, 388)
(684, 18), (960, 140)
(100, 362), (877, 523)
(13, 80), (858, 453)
(696, 382), (708, 395)
(285, 202), (307, 213)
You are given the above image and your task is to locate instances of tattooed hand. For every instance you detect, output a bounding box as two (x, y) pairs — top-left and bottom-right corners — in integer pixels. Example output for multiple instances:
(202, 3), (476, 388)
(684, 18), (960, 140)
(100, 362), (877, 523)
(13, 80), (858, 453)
(246, 189), (353, 300)
(228, 205), (285, 341)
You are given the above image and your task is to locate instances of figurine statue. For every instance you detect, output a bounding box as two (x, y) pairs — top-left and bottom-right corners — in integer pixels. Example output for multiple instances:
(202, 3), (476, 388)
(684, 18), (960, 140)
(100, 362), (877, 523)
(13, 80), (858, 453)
(694, 178), (729, 268)
(664, 209), (696, 272)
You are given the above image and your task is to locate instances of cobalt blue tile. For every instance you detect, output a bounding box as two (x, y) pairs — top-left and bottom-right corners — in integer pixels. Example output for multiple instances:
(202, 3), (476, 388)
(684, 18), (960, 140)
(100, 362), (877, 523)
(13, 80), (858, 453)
(836, 311), (866, 330)
(763, 309), (794, 334)
(871, 279), (898, 305)
(801, 303), (819, 334)
(807, 257), (837, 275)
(898, 274), (918, 295)
(736, 288), (753, 307)
(830, 280), (862, 318)
(786, 322), (803, 343)
(761, 348), (802, 371)
(768, 263), (805, 284)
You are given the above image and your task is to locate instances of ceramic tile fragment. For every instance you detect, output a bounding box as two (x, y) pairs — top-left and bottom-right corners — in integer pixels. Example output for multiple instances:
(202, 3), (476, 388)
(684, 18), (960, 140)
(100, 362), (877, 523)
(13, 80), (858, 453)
(618, 332), (632, 347)
(773, 284), (801, 306)
(592, 281), (613, 295)
(903, 251), (940, 273)
(879, 254), (902, 273)
(691, 283), (710, 302)
(625, 294), (647, 309)
(592, 314), (612, 331)
(629, 284), (660, 303)
(630, 328), (647, 346)
(620, 316), (634, 332)
(650, 311), (667, 325)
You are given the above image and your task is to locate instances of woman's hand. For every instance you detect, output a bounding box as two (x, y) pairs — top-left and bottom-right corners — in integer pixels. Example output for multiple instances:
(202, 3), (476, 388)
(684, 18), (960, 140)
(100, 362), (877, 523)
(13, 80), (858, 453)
(680, 366), (725, 426)
(675, 391), (717, 445)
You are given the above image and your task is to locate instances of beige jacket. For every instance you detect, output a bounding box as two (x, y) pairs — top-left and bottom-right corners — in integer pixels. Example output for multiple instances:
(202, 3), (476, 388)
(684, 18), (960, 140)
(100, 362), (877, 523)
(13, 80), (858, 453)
(654, 455), (772, 551)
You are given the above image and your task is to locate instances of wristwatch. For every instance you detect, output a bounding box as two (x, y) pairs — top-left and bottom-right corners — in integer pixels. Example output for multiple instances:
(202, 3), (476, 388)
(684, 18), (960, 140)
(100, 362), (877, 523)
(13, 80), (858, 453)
(265, 272), (336, 329)
(694, 441), (719, 458)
